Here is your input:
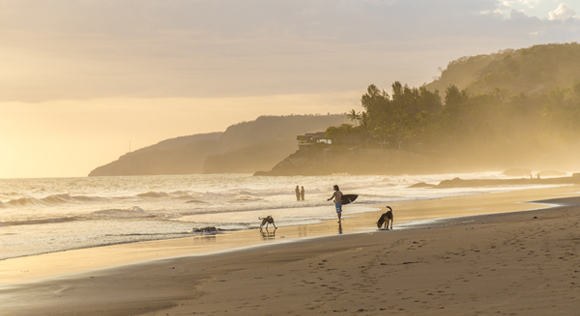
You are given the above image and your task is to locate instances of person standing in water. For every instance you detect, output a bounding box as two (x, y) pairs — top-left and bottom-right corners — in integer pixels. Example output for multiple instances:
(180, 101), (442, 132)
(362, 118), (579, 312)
(300, 186), (305, 201)
(327, 185), (343, 222)
(295, 185), (301, 201)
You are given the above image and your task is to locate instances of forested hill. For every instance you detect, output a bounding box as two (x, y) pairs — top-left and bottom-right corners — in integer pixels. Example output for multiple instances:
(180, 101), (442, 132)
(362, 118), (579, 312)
(426, 43), (580, 96)
(88, 114), (346, 176)
(283, 43), (580, 176)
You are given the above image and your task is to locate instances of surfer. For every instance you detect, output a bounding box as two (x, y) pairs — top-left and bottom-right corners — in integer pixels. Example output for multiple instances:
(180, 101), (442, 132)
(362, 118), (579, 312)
(295, 185), (301, 201)
(327, 185), (343, 223)
(300, 186), (305, 201)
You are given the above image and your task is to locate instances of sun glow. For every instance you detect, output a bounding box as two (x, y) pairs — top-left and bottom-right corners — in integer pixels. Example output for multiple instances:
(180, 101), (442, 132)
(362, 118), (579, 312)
(0, 93), (358, 178)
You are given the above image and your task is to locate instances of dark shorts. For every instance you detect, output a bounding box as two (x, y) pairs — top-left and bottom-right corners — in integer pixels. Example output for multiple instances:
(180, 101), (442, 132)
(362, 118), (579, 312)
(335, 202), (342, 213)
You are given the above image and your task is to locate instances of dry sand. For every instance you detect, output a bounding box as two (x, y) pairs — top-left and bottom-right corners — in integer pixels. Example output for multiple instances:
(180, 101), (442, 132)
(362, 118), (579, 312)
(1, 186), (580, 315)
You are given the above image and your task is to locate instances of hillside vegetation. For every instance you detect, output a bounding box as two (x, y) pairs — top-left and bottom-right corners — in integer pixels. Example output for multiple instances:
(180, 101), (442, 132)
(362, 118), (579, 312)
(92, 43), (580, 177)
(427, 43), (580, 96)
(267, 43), (580, 175)
(89, 114), (345, 176)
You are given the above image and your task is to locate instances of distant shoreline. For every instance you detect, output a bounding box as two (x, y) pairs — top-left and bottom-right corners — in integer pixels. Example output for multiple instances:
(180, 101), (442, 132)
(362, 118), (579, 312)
(410, 175), (580, 188)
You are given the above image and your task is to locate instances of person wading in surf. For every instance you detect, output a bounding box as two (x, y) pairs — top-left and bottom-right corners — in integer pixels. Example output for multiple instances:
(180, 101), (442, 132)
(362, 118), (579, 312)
(327, 185), (343, 223)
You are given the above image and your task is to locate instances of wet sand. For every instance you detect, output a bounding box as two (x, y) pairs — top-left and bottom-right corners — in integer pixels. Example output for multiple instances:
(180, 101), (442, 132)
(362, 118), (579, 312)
(1, 185), (580, 315)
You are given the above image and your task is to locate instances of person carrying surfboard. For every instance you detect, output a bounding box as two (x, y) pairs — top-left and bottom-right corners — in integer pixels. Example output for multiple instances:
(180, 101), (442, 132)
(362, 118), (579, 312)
(327, 185), (343, 223)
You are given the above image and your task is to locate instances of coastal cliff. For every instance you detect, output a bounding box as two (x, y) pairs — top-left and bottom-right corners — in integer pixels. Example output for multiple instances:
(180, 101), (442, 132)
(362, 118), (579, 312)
(254, 147), (434, 176)
(89, 114), (346, 176)
(91, 43), (580, 177)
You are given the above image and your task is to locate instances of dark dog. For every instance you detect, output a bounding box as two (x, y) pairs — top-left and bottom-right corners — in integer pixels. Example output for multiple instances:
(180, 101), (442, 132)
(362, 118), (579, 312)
(259, 216), (277, 229)
(377, 206), (393, 230)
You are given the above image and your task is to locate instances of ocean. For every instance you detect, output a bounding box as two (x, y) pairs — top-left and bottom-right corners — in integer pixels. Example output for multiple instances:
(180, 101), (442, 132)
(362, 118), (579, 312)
(0, 172), (568, 260)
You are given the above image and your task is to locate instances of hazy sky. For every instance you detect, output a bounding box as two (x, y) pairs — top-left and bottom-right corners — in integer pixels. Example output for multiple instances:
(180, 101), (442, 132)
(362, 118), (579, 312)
(1, 0), (579, 178)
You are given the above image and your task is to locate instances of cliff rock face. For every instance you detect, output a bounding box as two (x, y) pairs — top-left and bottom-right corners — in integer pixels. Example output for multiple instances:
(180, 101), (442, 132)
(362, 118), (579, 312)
(255, 147), (432, 176)
(202, 114), (347, 174)
(89, 114), (346, 176)
(89, 133), (222, 176)
(202, 141), (296, 174)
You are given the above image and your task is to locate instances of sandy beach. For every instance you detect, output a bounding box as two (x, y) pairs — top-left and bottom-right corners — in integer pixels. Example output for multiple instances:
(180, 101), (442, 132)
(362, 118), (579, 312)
(2, 185), (580, 315)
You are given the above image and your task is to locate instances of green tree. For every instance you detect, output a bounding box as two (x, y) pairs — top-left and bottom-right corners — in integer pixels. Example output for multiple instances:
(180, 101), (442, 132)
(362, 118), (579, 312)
(346, 109), (361, 126)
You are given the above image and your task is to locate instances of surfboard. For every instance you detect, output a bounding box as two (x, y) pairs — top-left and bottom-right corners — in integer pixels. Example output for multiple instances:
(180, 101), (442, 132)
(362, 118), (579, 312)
(341, 194), (358, 205)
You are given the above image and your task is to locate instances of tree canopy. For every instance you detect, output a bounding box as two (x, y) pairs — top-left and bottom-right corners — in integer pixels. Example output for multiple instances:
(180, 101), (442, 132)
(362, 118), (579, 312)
(324, 43), (580, 169)
(326, 79), (580, 167)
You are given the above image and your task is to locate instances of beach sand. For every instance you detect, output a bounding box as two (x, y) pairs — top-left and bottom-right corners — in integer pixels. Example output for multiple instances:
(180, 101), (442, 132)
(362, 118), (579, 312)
(1, 186), (580, 315)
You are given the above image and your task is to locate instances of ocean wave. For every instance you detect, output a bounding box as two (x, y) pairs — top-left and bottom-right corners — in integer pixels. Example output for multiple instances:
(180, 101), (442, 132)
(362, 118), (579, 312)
(0, 201), (5, 208)
(236, 188), (319, 197)
(187, 189), (287, 200)
(173, 194), (197, 200)
(5, 194), (110, 207)
(0, 216), (79, 227)
(175, 202), (332, 217)
(361, 193), (401, 198)
(6, 197), (44, 206)
(0, 191), (20, 198)
(170, 190), (190, 196)
(137, 191), (170, 198)
(71, 195), (108, 203)
(184, 188), (300, 200)
(41, 194), (72, 204)
(185, 199), (206, 204)
(90, 206), (153, 219)
(233, 194), (263, 202)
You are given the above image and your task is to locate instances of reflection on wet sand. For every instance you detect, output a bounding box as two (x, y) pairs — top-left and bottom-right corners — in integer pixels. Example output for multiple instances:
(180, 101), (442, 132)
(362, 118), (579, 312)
(260, 227), (277, 239)
(298, 225), (308, 238)
(192, 235), (217, 243)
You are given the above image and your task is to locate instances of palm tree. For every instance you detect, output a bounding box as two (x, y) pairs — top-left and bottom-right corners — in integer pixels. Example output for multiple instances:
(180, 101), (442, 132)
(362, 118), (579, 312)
(346, 109), (361, 126)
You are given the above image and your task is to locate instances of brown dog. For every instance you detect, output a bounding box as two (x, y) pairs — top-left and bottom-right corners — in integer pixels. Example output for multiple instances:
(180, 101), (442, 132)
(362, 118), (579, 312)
(259, 216), (277, 229)
(377, 206), (393, 230)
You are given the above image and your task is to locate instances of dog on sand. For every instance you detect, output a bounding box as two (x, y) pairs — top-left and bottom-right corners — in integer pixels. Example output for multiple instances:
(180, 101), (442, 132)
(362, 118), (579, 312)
(377, 206), (393, 230)
(259, 216), (277, 229)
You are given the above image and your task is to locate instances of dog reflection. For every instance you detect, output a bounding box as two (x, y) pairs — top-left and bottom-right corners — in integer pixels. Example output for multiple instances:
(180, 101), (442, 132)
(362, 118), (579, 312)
(260, 227), (277, 239)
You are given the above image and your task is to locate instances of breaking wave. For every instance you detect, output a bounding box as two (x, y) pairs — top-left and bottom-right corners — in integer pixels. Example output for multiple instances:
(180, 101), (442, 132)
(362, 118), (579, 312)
(6, 197), (44, 206)
(41, 194), (72, 204)
(5, 194), (108, 207)
(0, 216), (79, 227)
(90, 206), (152, 219)
(137, 191), (170, 198)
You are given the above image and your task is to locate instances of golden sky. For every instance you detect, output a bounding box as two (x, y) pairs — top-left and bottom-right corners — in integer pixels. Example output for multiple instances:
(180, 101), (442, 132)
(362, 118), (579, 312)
(1, 0), (578, 178)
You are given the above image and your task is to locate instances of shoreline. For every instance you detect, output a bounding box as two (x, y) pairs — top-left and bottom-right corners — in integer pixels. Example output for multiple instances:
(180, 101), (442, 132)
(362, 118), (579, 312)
(2, 189), (580, 315)
(416, 175), (580, 188)
(1, 185), (578, 285)
(0, 173), (571, 263)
